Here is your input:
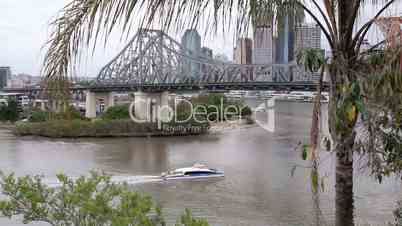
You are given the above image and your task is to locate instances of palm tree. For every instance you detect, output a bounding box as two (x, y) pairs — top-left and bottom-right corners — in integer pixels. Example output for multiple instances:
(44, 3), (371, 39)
(43, 1), (400, 226)
(297, 48), (327, 226)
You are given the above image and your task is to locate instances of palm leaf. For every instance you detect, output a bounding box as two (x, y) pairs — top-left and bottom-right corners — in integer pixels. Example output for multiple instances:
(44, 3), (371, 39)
(42, 0), (398, 98)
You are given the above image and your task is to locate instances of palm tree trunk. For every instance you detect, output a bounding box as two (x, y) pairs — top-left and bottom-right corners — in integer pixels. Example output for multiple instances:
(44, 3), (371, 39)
(335, 134), (355, 226)
(328, 66), (356, 226)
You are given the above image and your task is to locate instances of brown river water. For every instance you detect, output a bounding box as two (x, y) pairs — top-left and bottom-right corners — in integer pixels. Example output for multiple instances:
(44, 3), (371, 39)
(0, 101), (400, 225)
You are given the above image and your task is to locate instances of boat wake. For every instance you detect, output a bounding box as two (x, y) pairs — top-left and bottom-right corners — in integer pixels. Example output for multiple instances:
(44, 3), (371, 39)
(42, 175), (163, 188)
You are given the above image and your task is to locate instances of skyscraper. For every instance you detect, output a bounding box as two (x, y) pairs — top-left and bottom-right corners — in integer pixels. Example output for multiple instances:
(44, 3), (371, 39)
(201, 47), (213, 78)
(181, 29), (201, 79)
(234, 38), (253, 64)
(294, 23), (321, 51)
(0, 67), (10, 89)
(294, 23), (322, 81)
(275, 14), (295, 64)
(201, 47), (213, 59)
(253, 25), (274, 64)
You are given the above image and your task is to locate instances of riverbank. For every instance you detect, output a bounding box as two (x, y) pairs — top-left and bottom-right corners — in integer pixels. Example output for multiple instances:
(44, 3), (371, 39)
(209, 118), (256, 134)
(14, 119), (210, 138)
(0, 122), (15, 130)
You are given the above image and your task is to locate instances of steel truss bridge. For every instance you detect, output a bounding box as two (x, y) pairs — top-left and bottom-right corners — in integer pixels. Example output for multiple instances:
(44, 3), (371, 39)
(3, 29), (327, 95)
(94, 29), (326, 92)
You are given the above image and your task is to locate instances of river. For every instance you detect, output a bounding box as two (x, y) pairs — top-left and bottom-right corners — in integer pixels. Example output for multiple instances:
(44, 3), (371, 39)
(0, 101), (400, 225)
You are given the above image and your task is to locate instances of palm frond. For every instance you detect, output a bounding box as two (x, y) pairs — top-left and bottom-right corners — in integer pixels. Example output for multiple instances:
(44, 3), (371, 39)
(43, 0), (398, 86)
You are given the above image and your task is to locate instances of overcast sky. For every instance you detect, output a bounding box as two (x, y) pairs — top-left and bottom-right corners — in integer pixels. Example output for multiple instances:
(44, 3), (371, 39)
(0, 1), (400, 77)
(0, 0), (236, 78)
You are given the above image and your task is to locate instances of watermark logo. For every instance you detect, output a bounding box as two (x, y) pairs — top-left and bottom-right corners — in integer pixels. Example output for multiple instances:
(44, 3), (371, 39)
(253, 98), (276, 133)
(128, 96), (276, 133)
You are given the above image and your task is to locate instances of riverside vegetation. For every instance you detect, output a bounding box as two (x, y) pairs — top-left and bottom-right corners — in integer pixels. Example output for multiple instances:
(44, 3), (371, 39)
(0, 171), (209, 226)
(14, 93), (251, 138)
(0, 99), (19, 122)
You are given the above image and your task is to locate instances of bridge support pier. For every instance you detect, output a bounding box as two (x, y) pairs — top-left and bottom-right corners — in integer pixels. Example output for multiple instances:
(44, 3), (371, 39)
(85, 92), (96, 118)
(132, 91), (171, 123)
(85, 91), (115, 119)
(265, 98), (275, 132)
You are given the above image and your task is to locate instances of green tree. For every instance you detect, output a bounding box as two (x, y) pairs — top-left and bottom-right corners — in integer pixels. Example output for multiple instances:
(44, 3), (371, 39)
(393, 201), (402, 226)
(102, 105), (130, 120)
(29, 109), (49, 122)
(42, 1), (401, 226)
(176, 209), (209, 226)
(0, 99), (19, 122)
(297, 48), (327, 226)
(0, 171), (208, 226)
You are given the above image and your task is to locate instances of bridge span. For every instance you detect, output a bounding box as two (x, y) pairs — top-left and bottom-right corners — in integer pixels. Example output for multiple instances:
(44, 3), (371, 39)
(2, 29), (327, 119)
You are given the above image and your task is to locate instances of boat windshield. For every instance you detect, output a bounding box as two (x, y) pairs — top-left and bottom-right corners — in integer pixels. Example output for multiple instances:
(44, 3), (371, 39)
(184, 171), (215, 176)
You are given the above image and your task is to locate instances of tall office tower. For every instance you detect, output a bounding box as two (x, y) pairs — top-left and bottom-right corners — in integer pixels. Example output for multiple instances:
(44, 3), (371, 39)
(294, 23), (321, 51)
(275, 14), (295, 64)
(0, 67), (11, 89)
(234, 38), (253, 64)
(253, 25), (274, 64)
(181, 29), (201, 79)
(294, 23), (322, 81)
(201, 47), (213, 78)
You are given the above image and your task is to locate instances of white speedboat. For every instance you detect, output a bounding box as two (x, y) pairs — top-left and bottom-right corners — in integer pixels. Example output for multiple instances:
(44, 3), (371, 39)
(161, 163), (224, 181)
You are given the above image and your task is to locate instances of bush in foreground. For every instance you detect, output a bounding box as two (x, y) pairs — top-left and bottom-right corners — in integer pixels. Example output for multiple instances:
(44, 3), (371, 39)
(393, 201), (402, 226)
(0, 171), (209, 226)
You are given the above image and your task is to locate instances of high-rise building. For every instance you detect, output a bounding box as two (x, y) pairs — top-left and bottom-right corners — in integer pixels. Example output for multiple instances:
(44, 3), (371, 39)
(0, 67), (10, 89)
(214, 54), (230, 63)
(201, 47), (213, 78)
(201, 47), (213, 59)
(181, 29), (201, 79)
(253, 25), (274, 64)
(294, 23), (321, 52)
(275, 14), (295, 64)
(234, 38), (253, 64)
(251, 22), (275, 81)
(294, 23), (322, 81)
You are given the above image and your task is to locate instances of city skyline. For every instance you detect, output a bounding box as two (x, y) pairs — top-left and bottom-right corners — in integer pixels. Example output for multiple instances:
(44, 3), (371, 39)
(1, 1), (399, 77)
(0, 1), (235, 78)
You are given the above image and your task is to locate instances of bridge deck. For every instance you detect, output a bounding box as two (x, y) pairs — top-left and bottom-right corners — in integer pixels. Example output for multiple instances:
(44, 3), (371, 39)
(2, 82), (328, 93)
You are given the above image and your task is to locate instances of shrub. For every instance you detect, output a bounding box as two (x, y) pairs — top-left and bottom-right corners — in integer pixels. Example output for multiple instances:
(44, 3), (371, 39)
(176, 209), (209, 226)
(240, 105), (252, 117)
(0, 99), (19, 122)
(0, 171), (209, 226)
(101, 105), (130, 120)
(53, 105), (83, 120)
(29, 110), (49, 122)
(14, 119), (209, 138)
(29, 106), (83, 122)
(393, 201), (402, 226)
(175, 101), (193, 121)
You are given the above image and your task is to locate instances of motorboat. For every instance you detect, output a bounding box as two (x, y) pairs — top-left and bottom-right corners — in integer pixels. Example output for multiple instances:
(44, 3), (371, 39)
(161, 163), (224, 181)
